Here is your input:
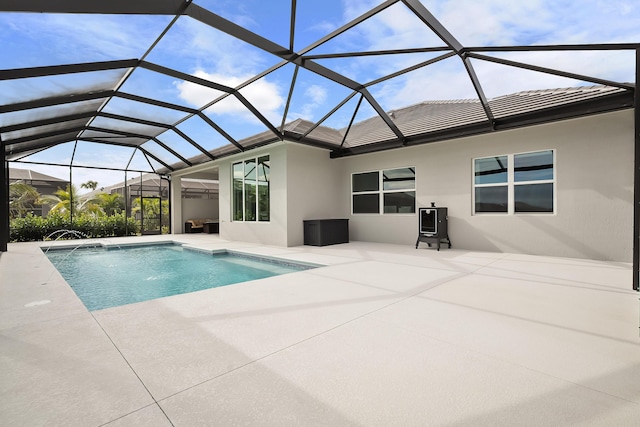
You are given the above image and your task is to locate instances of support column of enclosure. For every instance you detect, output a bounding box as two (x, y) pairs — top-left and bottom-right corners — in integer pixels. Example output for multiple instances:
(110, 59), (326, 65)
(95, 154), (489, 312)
(170, 175), (182, 234)
(634, 46), (640, 292)
(0, 135), (8, 252)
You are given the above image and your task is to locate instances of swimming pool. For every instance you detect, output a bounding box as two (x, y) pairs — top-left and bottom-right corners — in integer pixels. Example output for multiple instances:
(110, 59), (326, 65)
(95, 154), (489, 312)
(45, 243), (314, 311)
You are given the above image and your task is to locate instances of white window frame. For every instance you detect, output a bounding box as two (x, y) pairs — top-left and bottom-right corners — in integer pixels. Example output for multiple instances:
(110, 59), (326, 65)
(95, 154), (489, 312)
(472, 150), (556, 215)
(352, 166), (416, 215)
(232, 154), (270, 222)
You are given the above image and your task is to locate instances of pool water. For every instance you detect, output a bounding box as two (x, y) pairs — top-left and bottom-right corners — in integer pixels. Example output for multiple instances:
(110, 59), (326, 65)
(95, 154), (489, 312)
(45, 244), (312, 311)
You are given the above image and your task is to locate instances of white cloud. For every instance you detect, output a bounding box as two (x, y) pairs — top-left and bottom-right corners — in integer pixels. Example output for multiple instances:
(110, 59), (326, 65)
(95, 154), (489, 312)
(158, 17), (289, 126)
(50, 15), (158, 58)
(372, 59), (478, 108)
(428, 0), (551, 46)
(175, 70), (285, 124)
(161, 17), (271, 76)
(2, 13), (163, 63)
(345, 1), (444, 50)
(369, 47), (637, 110)
(300, 85), (329, 118)
(305, 85), (328, 105)
(286, 84), (330, 121)
(307, 21), (339, 36)
(432, 0), (639, 45)
(482, 50), (635, 87)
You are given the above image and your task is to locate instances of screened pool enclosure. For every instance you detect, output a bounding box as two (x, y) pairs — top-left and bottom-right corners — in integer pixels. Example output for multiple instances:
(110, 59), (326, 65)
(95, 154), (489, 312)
(0, 0), (638, 289)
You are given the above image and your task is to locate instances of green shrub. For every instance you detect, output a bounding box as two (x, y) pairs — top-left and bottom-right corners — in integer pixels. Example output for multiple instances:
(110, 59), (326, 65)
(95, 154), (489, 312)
(9, 212), (140, 242)
(9, 214), (49, 242)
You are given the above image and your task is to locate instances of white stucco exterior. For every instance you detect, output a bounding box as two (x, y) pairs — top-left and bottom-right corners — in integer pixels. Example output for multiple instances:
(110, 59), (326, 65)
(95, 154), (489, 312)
(217, 144), (289, 246)
(172, 110), (634, 262)
(340, 110), (633, 262)
(205, 142), (348, 246)
(285, 143), (348, 246)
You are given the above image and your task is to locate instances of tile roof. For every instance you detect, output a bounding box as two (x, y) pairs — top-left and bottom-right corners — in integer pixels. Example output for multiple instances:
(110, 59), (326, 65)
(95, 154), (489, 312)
(343, 85), (628, 149)
(169, 84), (631, 170)
(8, 167), (68, 183)
(489, 85), (627, 118)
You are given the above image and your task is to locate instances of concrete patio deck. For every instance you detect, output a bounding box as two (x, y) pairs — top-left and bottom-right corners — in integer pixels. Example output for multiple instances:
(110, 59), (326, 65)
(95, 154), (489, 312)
(1, 234), (639, 426)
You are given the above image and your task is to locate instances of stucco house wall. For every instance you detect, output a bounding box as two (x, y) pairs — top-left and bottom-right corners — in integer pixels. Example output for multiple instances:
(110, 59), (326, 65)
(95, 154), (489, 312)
(339, 110), (633, 261)
(182, 198), (219, 223)
(285, 143), (347, 246)
(217, 144), (288, 246)
(212, 142), (346, 246)
(174, 109), (633, 262)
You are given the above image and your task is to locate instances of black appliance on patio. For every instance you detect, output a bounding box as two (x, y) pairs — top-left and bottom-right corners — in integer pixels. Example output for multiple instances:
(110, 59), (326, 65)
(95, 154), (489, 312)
(303, 219), (349, 246)
(416, 203), (451, 250)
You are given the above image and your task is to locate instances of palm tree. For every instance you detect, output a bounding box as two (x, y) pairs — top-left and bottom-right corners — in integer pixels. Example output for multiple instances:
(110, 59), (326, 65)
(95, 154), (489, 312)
(96, 192), (124, 216)
(80, 180), (98, 191)
(40, 184), (102, 217)
(9, 181), (41, 218)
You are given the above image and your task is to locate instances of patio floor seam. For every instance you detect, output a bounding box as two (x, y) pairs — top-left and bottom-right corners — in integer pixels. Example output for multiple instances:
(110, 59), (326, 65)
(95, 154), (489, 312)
(90, 311), (176, 426)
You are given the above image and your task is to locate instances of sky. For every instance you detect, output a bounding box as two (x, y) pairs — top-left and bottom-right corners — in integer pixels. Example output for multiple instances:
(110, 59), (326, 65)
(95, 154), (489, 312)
(1, 0), (638, 188)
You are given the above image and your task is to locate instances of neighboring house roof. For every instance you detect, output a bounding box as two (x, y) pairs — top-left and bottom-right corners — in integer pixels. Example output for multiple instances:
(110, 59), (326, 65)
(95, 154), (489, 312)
(95, 173), (218, 196)
(9, 168), (69, 184)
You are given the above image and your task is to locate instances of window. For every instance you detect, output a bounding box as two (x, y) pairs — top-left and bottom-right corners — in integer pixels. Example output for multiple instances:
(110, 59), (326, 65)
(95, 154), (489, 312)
(473, 150), (554, 214)
(474, 155), (508, 213)
(233, 155), (269, 221)
(352, 167), (415, 214)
